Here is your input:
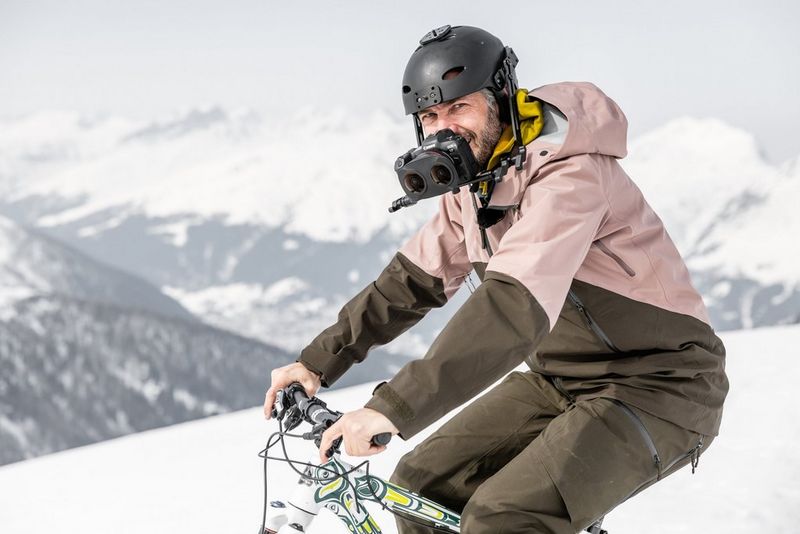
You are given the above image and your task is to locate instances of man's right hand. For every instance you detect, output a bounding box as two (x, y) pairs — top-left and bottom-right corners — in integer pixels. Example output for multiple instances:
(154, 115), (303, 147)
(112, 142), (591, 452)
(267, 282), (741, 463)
(264, 362), (323, 419)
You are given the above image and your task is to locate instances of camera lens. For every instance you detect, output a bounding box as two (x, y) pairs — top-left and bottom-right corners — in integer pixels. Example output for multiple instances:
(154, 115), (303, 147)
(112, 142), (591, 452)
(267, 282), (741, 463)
(431, 165), (452, 185)
(404, 173), (425, 193)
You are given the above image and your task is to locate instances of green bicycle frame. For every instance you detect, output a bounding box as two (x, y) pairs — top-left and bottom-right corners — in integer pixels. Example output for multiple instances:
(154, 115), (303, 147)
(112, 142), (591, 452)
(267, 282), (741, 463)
(267, 454), (461, 533)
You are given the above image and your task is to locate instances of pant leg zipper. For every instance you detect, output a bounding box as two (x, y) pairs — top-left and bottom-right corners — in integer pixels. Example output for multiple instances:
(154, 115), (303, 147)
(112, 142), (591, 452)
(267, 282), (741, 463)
(662, 435), (705, 475)
(611, 399), (663, 477)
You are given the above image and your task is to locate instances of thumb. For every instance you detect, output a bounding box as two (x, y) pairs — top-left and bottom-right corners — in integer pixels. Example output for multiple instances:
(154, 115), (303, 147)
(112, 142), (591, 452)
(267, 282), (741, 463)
(318, 420), (344, 463)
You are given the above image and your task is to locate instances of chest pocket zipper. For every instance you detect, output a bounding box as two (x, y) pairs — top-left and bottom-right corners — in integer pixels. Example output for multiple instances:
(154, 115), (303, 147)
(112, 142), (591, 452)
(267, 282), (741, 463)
(567, 290), (621, 353)
(594, 240), (636, 277)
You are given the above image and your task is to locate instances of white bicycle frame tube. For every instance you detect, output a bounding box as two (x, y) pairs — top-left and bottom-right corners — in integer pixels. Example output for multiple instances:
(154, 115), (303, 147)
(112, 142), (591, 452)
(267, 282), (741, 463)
(265, 454), (461, 534)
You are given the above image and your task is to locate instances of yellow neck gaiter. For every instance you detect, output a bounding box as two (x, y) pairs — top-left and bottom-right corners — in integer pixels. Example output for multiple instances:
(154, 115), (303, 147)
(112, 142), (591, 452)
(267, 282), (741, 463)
(485, 89), (543, 171)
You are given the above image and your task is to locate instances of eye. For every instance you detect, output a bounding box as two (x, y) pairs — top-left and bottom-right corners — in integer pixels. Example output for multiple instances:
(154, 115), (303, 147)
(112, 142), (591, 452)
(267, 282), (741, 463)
(420, 112), (436, 122)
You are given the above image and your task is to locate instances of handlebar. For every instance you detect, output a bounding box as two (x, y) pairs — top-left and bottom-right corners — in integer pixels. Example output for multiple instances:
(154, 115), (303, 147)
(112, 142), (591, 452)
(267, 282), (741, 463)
(272, 383), (393, 456)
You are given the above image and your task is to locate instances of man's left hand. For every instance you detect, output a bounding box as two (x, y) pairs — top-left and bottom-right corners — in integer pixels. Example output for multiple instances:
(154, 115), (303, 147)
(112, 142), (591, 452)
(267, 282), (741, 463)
(318, 408), (399, 463)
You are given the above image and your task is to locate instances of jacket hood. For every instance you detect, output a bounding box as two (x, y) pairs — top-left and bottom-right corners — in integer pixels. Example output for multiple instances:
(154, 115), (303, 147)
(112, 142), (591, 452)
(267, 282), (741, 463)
(529, 81), (628, 160)
(482, 81), (628, 209)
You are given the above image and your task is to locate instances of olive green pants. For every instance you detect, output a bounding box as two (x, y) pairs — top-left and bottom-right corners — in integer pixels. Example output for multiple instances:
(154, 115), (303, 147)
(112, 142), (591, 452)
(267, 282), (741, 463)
(390, 371), (711, 534)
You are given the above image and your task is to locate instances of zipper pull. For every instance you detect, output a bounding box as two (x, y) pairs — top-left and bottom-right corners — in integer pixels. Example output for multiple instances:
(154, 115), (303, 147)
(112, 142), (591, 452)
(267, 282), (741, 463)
(572, 299), (593, 326)
(690, 438), (704, 474)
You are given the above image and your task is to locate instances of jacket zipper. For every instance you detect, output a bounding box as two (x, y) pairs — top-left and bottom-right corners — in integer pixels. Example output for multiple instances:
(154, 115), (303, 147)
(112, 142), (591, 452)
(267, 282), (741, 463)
(612, 399), (663, 477)
(551, 376), (576, 406)
(567, 290), (621, 353)
(471, 193), (494, 257)
(594, 241), (636, 277)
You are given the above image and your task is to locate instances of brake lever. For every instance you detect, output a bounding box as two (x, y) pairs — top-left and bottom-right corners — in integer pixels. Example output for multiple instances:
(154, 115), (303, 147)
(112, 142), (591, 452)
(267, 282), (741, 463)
(272, 389), (304, 432)
(283, 406), (303, 432)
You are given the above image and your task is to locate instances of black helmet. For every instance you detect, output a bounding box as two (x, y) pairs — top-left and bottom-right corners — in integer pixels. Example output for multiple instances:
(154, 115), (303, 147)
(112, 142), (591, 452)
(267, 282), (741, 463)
(401, 25), (522, 147)
(401, 25), (517, 116)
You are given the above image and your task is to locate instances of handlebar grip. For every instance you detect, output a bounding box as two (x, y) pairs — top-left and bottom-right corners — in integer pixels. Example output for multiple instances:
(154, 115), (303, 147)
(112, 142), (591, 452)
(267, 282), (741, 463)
(290, 385), (309, 405)
(371, 432), (392, 446)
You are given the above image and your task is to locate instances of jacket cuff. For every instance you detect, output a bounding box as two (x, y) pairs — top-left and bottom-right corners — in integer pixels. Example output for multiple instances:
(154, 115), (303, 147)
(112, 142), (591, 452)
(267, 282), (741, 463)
(364, 382), (417, 439)
(297, 345), (352, 387)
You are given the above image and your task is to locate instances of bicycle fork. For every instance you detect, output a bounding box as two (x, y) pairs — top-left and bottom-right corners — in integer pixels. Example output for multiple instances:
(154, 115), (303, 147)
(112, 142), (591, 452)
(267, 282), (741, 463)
(264, 463), (322, 533)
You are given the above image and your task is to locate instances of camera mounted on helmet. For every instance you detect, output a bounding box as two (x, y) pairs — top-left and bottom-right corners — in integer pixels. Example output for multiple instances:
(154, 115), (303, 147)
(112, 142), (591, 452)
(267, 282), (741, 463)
(390, 25), (527, 213)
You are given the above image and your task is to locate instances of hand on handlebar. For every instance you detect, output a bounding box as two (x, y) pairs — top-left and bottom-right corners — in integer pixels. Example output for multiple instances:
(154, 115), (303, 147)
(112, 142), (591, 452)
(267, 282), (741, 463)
(318, 408), (399, 463)
(264, 362), (322, 420)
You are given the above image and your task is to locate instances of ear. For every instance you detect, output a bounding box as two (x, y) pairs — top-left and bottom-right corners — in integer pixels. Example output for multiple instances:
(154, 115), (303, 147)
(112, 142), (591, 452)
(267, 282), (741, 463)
(493, 89), (511, 124)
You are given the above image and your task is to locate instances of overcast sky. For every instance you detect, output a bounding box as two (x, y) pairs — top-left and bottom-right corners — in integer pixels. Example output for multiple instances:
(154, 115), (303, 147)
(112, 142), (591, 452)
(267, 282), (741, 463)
(2, 0), (798, 164)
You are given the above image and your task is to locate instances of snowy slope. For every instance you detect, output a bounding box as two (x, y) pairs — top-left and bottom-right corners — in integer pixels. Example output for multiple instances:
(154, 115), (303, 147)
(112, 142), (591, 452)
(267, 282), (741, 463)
(0, 324), (796, 534)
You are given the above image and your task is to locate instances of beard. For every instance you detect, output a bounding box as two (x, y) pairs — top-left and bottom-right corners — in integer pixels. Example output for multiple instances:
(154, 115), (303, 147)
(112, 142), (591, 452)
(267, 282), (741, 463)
(470, 103), (504, 168)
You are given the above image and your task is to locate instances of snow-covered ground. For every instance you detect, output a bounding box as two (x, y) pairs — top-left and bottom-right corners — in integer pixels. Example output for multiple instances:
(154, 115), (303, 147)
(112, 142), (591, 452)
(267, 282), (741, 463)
(0, 324), (798, 533)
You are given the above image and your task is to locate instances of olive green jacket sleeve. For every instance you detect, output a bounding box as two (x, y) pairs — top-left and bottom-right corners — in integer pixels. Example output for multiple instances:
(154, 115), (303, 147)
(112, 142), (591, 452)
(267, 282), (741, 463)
(297, 252), (448, 387)
(364, 270), (550, 439)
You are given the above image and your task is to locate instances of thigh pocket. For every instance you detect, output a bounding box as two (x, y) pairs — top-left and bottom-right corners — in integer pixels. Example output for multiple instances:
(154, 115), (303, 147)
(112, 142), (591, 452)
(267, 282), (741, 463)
(612, 400), (708, 482)
(538, 399), (664, 530)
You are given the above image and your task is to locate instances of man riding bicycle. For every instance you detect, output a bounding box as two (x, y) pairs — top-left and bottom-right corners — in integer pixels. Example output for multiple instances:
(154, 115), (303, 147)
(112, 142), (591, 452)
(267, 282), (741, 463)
(265, 25), (728, 534)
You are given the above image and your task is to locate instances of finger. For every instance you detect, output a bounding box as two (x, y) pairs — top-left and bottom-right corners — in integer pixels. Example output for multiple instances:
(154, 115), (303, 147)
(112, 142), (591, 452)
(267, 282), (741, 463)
(366, 444), (387, 456)
(300, 379), (317, 398)
(263, 387), (276, 419)
(319, 422), (344, 463)
(344, 433), (375, 457)
(299, 374), (320, 397)
(349, 441), (385, 457)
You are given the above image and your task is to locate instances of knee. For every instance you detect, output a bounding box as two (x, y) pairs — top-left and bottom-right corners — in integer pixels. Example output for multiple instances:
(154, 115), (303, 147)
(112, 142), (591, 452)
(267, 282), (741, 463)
(460, 490), (495, 532)
(389, 451), (419, 490)
(461, 484), (568, 534)
(461, 483), (516, 533)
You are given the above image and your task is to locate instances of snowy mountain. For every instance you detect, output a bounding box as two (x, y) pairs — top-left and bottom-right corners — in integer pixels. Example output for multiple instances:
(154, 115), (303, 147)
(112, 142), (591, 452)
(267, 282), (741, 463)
(0, 215), (408, 465)
(0, 108), (797, 352)
(0, 107), (456, 355)
(0, 324), (797, 534)
(623, 118), (800, 330)
(0, 294), (291, 465)
(0, 213), (191, 320)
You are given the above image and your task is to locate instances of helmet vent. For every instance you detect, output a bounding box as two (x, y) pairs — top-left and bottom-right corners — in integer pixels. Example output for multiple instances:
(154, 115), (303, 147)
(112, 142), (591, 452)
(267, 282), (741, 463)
(403, 85), (412, 94)
(441, 67), (465, 81)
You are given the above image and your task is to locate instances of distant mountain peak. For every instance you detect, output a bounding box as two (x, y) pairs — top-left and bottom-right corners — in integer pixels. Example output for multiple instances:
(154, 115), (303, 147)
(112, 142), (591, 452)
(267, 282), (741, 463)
(122, 106), (231, 143)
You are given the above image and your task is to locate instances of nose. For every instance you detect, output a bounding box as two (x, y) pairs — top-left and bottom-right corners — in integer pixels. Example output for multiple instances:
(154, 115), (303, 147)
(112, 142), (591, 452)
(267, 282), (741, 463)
(426, 117), (462, 137)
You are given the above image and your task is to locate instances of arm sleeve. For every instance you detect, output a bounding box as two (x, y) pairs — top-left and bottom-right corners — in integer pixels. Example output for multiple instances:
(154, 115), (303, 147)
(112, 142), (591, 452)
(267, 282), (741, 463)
(365, 155), (610, 438)
(365, 273), (550, 438)
(298, 193), (472, 387)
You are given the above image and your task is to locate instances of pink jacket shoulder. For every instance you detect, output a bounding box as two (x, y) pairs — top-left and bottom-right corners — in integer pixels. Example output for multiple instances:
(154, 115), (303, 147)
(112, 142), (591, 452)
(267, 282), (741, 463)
(401, 82), (711, 329)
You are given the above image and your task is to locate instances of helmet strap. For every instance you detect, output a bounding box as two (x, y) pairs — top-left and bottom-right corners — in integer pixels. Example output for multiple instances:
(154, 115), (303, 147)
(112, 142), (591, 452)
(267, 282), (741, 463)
(500, 47), (524, 149)
(497, 47), (527, 171)
(412, 114), (425, 146)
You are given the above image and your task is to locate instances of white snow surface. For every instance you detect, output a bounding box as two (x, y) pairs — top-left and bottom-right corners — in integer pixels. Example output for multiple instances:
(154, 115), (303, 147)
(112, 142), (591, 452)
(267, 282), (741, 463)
(0, 324), (797, 533)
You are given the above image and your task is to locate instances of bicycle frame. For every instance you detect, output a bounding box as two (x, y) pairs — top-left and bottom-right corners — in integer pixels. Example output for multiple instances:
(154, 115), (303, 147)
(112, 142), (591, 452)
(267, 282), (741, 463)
(262, 383), (608, 534)
(265, 453), (461, 533)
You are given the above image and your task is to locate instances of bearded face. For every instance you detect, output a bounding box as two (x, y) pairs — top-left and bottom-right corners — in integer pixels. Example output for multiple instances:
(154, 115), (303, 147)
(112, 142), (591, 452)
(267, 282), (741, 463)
(418, 89), (505, 169)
